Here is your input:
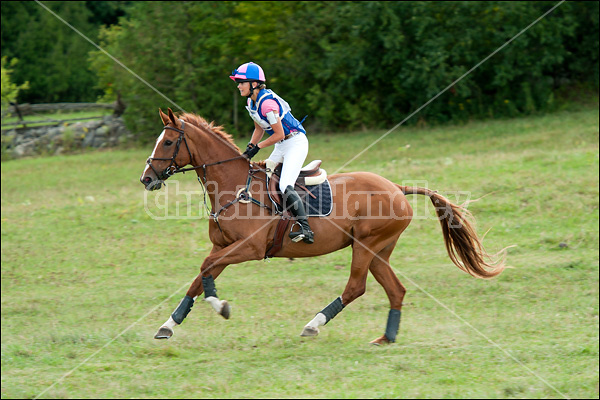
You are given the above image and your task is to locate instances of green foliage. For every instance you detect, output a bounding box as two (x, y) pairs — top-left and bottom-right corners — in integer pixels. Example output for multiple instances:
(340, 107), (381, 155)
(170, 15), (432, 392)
(61, 126), (76, 151)
(86, 1), (598, 140)
(1, 56), (29, 110)
(1, 1), (598, 137)
(0, 132), (16, 161)
(284, 1), (598, 127)
(89, 1), (247, 140)
(0, 1), (130, 103)
(84, 0), (130, 27)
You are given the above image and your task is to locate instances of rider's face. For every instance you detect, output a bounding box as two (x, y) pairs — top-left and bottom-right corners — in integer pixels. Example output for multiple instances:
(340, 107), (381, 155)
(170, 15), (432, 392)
(237, 81), (251, 97)
(237, 81), (259, 97)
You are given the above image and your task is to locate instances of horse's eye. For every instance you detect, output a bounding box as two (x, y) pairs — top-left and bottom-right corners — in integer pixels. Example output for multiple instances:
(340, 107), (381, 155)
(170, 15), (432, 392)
(165, 140), (173, 146)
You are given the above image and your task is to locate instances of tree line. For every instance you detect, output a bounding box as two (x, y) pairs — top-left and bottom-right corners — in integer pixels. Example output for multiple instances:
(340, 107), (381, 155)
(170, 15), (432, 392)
(1, 1), (598, 140)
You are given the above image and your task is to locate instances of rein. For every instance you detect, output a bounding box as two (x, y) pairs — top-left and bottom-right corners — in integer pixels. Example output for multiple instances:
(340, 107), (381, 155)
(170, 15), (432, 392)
(147, 120), (274, 231)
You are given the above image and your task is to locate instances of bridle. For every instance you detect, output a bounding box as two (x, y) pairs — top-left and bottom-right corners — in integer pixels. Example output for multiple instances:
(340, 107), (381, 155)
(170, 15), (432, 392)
(145, 119), (274, 228)
(145, 119), (193, 180)
(146, 119), (249, 180)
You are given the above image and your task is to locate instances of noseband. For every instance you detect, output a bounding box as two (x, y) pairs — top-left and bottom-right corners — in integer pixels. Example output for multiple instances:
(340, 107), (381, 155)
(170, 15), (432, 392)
(146, 120), (192, 180)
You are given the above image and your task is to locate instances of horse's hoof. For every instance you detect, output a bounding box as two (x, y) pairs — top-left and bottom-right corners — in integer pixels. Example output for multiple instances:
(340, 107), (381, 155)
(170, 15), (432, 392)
(154, 326), (173, 339)
(300, 326), (319, 337)
(220, 300), (230, 319)
(369, 335), (391, 346)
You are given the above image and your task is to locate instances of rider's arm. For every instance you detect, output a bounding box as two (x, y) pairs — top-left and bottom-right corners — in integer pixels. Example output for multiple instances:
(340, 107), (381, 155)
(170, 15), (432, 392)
(258, 115), (285, 148)
(249, 121), (265, 146)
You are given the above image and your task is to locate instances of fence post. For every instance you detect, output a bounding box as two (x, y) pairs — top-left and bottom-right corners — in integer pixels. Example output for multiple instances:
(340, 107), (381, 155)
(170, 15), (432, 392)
(9, 102), (26, 128)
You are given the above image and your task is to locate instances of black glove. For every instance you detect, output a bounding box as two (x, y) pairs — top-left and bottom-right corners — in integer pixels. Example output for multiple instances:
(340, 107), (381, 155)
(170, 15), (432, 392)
(243, 143), (260, 159)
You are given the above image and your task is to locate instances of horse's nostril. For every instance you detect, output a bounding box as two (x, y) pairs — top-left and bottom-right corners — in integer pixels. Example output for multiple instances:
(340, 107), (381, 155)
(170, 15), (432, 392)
(142, 176), (152, 185)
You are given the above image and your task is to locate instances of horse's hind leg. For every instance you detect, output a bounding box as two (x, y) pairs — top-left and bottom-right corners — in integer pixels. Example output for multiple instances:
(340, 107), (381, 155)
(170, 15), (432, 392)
(300, 242), (375, 337)
(367, 242), (406, 345)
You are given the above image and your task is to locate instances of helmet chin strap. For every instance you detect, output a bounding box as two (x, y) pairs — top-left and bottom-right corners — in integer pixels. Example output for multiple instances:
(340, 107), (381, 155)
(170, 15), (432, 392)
(247, 81), (260, 99)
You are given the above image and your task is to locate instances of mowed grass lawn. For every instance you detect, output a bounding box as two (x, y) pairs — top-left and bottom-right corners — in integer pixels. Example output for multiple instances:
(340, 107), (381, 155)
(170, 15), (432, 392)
(1, 105), (598, 399)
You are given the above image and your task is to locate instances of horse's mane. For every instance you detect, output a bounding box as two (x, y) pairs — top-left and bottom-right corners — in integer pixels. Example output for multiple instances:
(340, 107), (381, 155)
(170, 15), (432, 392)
(178, 112), (241, 153)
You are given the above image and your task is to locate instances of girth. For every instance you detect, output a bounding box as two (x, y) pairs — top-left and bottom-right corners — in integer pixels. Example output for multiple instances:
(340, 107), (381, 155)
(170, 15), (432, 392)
(264, 210), (291, 259)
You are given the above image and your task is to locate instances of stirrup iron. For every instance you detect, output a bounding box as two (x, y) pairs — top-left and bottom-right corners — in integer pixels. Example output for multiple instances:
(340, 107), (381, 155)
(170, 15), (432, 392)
(290, 221), (305, 243)
(289, 221), (314, 244)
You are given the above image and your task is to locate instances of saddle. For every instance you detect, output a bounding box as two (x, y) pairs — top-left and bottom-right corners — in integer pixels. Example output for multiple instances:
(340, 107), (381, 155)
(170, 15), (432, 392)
(266, 159), (328, 209)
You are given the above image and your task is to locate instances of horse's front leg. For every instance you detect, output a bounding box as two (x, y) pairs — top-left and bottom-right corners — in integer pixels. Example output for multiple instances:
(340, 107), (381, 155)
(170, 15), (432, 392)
(154, 241), (262, 339)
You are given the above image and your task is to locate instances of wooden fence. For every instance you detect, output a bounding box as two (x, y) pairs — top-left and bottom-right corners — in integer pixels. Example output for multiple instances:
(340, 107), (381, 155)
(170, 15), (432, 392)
(1, 102), (123, 129)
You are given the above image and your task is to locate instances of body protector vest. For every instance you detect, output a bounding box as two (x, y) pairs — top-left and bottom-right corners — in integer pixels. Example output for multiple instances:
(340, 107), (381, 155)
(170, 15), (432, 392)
(246, 89), (306, 137)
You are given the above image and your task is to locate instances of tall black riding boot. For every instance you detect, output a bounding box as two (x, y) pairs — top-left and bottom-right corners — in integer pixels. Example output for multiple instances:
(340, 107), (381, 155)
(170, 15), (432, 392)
(284, 185), (314, 244)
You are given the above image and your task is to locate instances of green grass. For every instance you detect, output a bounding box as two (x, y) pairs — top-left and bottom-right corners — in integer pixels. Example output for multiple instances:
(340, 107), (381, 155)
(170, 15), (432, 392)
(1, 105), (598, 399)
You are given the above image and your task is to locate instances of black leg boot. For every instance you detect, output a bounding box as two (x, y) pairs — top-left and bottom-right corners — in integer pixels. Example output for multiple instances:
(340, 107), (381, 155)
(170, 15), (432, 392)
(284, 185), (314, 244)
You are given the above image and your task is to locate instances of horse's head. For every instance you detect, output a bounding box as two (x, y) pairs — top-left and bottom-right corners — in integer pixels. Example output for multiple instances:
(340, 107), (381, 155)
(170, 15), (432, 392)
(140, 108), (193, 191)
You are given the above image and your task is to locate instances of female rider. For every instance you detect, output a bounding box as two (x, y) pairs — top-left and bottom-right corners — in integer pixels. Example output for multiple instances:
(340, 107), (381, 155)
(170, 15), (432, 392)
(230, 61), (314, 244)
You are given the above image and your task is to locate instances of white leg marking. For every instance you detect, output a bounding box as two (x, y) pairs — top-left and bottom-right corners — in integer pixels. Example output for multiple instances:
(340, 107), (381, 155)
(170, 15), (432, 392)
(300, 312), (326, 336)
(163, 315), (178, 330)
(204, 296), (223, 313)
(306, 312), (327, 329)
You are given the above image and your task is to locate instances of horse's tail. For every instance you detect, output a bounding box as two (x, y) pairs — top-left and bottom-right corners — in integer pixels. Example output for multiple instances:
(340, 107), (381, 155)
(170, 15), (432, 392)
(398, 185), (506, 279)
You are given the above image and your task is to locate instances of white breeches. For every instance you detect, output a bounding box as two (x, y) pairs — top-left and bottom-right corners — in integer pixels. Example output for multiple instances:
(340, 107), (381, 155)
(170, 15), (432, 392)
(266, 133), (309, 193)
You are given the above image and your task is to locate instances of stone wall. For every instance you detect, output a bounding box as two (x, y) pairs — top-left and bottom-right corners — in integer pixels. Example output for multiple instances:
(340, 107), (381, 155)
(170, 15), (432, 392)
(1, 115), (133, 158)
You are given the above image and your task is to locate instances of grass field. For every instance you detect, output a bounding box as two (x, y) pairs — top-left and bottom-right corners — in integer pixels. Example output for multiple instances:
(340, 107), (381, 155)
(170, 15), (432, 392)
(1, 105), (598, 399)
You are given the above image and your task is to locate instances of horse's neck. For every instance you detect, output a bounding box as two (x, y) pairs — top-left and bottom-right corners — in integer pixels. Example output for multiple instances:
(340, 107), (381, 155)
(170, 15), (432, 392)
(188, 132), (248, 210)
(199, 161), (248, 197)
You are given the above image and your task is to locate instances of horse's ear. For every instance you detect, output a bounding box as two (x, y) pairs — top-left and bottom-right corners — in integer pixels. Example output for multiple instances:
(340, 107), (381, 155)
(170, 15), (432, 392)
(159, 108), (169, 126)
(167, 108), (178, 127)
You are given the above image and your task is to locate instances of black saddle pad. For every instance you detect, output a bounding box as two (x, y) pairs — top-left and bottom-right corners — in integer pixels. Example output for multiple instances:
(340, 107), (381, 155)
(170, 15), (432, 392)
(268, 179), (333, 217)
(302, 180), (333, 217)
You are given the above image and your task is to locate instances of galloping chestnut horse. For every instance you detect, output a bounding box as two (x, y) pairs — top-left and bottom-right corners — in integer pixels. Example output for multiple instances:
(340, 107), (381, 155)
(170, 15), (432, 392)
(140, 108), (505, 345)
